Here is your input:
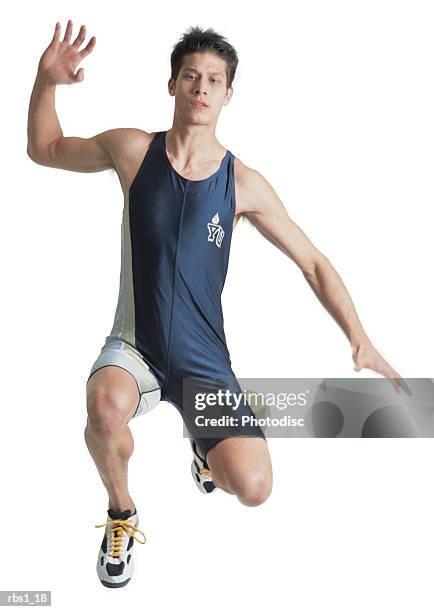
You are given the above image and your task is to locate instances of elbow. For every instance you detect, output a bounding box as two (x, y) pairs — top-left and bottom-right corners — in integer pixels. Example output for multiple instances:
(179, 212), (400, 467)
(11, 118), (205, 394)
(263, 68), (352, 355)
(301, 261), (316, 277)
(26, 144), (49, 166)
(301, 253), (329, 277)
(27, 144), (41, 164)
(26, 144), (35, 161)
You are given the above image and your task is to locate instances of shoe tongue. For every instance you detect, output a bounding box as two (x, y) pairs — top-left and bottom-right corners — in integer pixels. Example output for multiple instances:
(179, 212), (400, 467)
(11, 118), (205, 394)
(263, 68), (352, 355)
(108, 508), (135, 520)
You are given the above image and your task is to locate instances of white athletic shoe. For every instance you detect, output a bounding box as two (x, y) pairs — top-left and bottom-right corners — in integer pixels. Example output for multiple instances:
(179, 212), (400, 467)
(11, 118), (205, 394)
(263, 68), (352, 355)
(189, 438), (217, 494)
(95, 507), (146, 588)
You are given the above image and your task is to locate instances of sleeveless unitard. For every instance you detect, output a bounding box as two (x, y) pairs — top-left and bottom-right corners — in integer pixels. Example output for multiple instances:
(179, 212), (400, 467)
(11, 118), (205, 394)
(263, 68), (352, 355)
(106, 130), (265, 457)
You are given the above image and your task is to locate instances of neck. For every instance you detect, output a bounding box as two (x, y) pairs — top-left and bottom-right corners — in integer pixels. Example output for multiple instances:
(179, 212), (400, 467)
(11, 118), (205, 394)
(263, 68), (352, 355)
(166, 123), (225, 165)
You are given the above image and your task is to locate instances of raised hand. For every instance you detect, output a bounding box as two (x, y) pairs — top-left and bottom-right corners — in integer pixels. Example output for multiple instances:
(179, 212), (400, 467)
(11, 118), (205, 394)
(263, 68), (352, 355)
(37, 20), (96, 85)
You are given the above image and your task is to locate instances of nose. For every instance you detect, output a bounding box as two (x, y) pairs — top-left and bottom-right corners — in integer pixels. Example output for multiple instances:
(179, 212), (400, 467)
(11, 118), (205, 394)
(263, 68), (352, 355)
(194, 79), (207, 96)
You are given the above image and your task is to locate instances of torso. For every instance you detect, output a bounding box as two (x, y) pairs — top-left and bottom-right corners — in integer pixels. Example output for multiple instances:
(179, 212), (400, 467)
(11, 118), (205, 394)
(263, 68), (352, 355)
(107, 129), (239, 393)
(110, 130), (248, 231)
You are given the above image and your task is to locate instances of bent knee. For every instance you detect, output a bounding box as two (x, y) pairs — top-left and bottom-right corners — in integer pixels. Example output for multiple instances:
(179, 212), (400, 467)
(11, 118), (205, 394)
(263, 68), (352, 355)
(236, 474), (272, 507)
(86, 389), (136, 437)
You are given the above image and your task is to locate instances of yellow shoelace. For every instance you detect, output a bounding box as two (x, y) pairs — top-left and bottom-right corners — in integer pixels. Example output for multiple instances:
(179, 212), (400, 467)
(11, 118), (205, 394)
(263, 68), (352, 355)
(199, 467), (213, 478)
(95, 519), (146, 557)
(189, 436), (213, 480)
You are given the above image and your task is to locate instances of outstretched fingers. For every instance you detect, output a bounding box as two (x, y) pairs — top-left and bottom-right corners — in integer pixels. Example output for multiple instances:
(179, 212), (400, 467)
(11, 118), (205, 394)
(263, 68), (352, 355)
(72, 24), (86, 49)
(79, 35), (97, 59)
(384, 366), (412, 396)
(63, 19), (73, 43)
(50, 21), (61, 45)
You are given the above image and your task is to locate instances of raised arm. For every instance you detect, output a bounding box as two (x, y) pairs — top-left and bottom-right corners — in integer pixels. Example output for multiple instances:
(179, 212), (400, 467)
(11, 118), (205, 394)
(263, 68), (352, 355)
(26, 20), (112, 171)
(235, 160), (411, 394)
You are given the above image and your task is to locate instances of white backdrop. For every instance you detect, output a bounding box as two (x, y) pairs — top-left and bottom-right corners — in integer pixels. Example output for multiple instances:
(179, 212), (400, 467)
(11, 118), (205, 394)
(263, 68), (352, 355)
(2, 0), (434, 610)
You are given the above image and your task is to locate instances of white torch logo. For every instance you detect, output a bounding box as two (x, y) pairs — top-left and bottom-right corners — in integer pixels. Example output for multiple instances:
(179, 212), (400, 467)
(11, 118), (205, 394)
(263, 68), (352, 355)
(207, 212), (225, 248)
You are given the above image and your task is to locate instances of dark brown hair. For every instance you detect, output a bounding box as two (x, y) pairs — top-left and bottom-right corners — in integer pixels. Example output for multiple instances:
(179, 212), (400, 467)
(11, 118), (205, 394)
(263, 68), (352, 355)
(170, 26), (239, 89)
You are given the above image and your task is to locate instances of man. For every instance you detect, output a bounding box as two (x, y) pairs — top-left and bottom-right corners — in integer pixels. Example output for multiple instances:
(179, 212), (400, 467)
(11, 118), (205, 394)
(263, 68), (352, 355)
(27, 21), (410, 588)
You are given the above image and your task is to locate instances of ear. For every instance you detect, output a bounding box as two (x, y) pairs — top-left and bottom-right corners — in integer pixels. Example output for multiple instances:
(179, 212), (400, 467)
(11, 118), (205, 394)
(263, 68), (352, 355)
(224, 86), (233, 105)
(168, 78), (176, 97)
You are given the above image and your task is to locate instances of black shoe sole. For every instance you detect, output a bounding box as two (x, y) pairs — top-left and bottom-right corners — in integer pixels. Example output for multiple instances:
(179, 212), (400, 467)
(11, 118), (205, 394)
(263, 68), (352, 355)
(100, 578), (131, 588)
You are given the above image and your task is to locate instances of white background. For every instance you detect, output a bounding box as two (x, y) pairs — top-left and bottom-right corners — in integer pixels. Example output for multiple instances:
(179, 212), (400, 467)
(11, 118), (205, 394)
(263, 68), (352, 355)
(2, 0), (434, 610)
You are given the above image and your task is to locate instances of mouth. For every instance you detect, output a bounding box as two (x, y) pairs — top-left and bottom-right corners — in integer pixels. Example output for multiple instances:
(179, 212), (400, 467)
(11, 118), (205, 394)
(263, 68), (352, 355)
(191, 101), (208, 109)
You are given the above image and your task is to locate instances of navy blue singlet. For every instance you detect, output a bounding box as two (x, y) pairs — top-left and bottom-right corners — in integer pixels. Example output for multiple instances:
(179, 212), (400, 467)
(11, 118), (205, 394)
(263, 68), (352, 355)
(107, 130), (265, 458)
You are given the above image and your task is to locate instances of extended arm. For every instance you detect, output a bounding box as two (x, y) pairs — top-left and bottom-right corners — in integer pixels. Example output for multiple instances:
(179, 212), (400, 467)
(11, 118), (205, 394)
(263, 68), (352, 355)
(237, 164), (410, 394)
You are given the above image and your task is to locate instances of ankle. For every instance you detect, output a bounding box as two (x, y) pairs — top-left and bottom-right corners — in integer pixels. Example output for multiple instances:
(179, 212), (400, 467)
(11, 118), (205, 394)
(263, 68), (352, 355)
(108, 499), (136, 514)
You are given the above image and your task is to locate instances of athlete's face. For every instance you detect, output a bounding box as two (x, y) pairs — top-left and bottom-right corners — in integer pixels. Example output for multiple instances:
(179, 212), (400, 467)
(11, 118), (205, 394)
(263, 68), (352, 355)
(168, 52), (233, 125)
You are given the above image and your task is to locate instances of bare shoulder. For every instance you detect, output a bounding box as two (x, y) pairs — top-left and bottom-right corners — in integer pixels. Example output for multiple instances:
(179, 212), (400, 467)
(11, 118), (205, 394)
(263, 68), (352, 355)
(233, 156), (268, 216)
(104, 128), (155, 162)
(233, 156), (254, 185)
(104, 128), (157, 197)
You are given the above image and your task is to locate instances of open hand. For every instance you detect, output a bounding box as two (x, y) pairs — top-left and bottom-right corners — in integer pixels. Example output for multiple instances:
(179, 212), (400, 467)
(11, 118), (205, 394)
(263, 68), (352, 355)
(352, 341), (412, 395)
(37, 20), (96, 85)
